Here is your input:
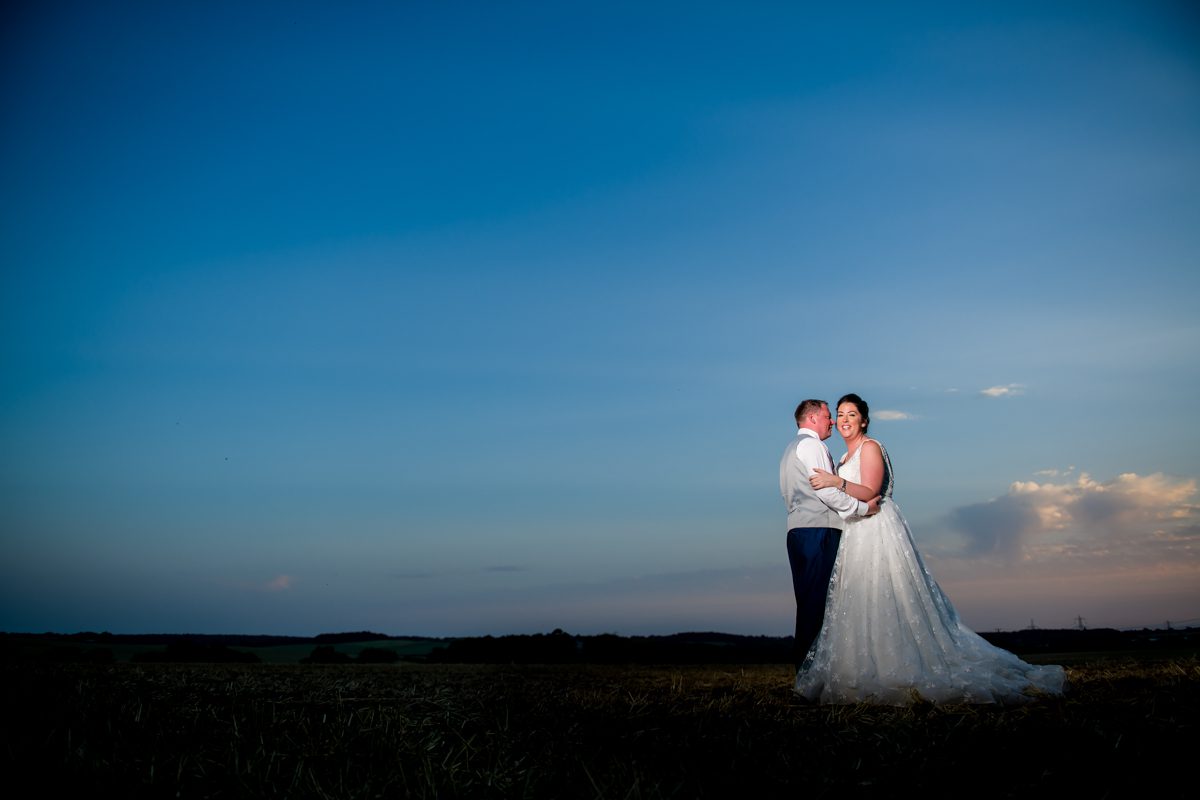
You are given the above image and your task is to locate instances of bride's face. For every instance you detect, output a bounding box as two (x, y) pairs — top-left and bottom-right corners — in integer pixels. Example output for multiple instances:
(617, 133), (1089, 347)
(836, 402), (866, 441)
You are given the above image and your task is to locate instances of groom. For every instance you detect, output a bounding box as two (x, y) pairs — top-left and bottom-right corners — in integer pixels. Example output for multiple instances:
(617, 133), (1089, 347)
(780, 399), (878, 671)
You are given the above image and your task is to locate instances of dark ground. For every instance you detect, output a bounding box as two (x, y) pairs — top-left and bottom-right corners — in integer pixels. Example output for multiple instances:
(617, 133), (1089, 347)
(2, 655), (1196, 798)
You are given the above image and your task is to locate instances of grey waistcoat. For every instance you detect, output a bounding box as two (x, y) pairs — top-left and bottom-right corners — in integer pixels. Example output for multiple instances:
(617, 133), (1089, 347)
(779, 434), (843, 531)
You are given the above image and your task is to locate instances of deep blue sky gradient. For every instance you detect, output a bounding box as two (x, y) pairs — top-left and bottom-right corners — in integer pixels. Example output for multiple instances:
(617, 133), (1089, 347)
(3, 2), (1198, 635)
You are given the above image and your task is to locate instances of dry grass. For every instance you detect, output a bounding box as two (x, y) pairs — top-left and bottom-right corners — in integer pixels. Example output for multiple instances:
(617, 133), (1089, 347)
(3, 658), (1195, 798)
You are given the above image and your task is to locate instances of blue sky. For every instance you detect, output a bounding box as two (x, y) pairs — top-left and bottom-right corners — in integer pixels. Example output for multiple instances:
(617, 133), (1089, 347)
(2, 1), (1198, 636)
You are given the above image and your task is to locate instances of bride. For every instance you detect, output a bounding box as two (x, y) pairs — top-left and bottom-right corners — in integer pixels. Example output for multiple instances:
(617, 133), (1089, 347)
(796, 393), (1066, 705)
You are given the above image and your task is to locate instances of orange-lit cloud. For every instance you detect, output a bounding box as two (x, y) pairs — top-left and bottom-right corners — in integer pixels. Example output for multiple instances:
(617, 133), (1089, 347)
(918, 470), (1200, 629)
(265, 574), (295, 591)
(944, 471), (1198, 570)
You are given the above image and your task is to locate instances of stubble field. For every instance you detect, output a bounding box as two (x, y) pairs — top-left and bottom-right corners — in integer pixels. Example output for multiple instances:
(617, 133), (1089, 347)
(3, 658), (1196, 798)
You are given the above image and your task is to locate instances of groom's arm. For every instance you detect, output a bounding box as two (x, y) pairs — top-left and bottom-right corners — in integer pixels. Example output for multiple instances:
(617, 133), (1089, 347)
(794, 438), (868, 519)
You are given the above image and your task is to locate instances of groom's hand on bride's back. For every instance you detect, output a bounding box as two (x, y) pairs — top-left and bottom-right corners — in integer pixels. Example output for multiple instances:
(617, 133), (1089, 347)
(866, 497), (882, 515)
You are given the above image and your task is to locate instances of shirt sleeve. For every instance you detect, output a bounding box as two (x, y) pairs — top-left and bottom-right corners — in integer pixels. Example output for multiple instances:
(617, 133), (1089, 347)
(795, 437), (869, 519)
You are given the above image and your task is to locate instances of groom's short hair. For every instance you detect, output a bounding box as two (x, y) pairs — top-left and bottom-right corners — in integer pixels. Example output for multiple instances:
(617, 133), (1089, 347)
(795, 399), (826, 425)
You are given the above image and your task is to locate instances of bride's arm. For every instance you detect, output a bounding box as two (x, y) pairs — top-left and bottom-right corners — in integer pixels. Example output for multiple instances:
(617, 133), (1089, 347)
(856, 441), (885, 496)
(809, 441), (885, 500)
(810, 469), (875, 501)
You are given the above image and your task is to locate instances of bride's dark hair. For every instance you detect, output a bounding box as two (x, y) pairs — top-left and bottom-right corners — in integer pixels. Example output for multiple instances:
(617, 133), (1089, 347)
(836, 393), (870, 434)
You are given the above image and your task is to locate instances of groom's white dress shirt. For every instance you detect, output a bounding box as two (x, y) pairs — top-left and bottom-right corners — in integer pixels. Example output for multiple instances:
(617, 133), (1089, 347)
(780, 428), (869, 530)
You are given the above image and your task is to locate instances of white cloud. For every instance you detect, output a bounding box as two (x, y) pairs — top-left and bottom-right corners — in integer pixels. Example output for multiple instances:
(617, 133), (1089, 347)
(875, 410), (915, 421)
(980, 383), (1025, 398)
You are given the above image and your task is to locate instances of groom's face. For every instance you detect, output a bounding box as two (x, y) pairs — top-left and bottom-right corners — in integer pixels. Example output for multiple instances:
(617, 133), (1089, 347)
(811, 404), (834, 440)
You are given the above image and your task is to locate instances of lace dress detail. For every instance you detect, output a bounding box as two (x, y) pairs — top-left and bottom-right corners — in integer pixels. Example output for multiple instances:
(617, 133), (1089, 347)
(795, 440), (1066, 705)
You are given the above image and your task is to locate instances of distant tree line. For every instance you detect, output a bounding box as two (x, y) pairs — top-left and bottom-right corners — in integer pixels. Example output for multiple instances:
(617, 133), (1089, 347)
(426, 627), (1199, 664)
(132, 641), (260, 663)
(978, 627), (1192, 653)
(312, 631), (396, 644)
(2, 627), (1194, 664)
(426, 630), (794, 664)
(301, 645), (399, 664)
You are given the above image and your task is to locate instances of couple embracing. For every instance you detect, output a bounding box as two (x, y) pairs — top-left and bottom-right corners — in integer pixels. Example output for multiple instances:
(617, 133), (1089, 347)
(780, 394), (1066, 705)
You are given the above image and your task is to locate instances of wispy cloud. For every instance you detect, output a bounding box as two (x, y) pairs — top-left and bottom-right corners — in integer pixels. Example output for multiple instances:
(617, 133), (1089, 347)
(980, 383), (1025, 398)
(875, 410), (915, 421)
(265, 574), (295, 592)
(1034, 466), (1076, 478)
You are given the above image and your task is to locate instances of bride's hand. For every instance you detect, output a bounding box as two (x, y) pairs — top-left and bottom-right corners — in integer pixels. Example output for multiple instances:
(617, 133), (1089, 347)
(809, 468), (840, 490)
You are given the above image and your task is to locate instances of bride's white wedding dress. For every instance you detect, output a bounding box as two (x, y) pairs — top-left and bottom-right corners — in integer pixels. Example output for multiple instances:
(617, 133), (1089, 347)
(795, 440), (1066, 705)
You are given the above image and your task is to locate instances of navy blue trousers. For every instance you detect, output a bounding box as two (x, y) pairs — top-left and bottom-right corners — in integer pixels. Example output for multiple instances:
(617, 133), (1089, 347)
(787, 526), (841, 671)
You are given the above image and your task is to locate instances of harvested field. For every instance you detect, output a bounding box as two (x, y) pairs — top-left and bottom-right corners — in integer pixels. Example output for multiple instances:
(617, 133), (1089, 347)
(3, 658), (1195, 798)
